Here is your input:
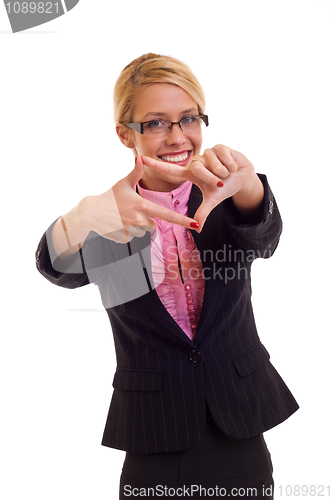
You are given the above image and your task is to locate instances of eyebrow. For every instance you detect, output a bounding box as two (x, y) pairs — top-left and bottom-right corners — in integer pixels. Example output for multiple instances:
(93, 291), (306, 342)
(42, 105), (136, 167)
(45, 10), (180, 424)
(142, 108), (198, 120)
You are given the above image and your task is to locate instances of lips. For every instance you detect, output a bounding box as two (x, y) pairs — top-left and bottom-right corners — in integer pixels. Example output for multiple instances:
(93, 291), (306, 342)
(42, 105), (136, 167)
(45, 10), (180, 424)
(158, 150), (192, 165)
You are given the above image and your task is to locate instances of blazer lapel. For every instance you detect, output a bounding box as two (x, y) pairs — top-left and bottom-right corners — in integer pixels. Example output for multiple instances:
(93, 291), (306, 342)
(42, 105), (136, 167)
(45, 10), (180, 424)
(128, 230), (195, 347)
(140, 288), (196, 346)
(129, 184), (223, 346)
(187, 185), (225, 344)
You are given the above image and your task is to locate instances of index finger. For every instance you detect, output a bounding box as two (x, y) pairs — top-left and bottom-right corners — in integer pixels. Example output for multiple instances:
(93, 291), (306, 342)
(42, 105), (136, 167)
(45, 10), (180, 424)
(141, 155), (188, 179)
(141, 155), (224, 187)
(142, 197), (200, 230)
(212, 145), (238, 173)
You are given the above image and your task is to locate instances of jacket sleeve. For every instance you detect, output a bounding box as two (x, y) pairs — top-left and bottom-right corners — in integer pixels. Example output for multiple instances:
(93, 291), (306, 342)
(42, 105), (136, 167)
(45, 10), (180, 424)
(35, 218), (91, 289)
(222, 174), (282, 258)
(35, 218), (151, 293)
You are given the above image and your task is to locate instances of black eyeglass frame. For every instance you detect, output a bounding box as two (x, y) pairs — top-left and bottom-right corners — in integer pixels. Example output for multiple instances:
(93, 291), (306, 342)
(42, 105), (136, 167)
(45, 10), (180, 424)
(125, 114), (209, 135)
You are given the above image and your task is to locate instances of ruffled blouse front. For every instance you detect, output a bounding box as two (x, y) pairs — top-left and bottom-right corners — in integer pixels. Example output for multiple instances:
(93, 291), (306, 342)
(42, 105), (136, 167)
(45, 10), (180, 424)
(138, 180), (205, 340)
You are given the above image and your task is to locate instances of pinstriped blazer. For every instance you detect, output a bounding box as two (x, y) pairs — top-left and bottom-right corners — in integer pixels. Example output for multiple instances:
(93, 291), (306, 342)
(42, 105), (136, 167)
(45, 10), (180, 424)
(35, 174), (299, 454)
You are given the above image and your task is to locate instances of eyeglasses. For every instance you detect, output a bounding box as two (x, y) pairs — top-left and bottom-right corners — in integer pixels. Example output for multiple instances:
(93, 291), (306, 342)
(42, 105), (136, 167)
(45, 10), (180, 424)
(125, 114), (209, 135)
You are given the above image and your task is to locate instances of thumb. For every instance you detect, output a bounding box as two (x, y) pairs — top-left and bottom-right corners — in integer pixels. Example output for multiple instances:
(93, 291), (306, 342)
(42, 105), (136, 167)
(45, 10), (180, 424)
(193, 196), (217, 232)
(127, 155), (145, 188)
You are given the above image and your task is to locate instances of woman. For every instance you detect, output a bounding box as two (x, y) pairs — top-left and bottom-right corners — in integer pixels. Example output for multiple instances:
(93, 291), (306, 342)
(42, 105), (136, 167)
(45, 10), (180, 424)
(36, 53), (299, 499)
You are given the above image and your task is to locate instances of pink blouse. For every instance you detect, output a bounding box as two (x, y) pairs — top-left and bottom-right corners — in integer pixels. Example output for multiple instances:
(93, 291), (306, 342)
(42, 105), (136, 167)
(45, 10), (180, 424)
(137, 180), (205, 340)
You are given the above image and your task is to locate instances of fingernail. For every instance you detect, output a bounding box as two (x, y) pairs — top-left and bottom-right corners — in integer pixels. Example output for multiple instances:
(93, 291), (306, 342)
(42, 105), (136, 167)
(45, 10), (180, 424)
(217, 181), (224, 187)
(190, 222), (200, 228)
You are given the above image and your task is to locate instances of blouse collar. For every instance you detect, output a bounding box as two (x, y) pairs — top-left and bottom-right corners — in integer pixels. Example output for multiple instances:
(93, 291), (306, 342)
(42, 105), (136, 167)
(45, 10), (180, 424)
(137, 180), (193, 211)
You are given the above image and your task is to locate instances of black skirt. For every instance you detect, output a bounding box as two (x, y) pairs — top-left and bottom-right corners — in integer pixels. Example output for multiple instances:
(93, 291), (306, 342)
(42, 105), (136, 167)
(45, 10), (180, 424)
(119, 405), (274, 499)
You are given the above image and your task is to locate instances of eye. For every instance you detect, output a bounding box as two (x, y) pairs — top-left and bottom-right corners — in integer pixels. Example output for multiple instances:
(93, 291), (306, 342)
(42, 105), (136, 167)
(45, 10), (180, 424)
(146, 119), (166, 128)
(181, 115), (198, 125)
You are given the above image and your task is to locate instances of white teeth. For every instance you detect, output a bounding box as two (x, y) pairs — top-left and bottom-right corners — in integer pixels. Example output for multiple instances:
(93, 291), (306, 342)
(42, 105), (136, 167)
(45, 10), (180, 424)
(160, 152), (189, 163)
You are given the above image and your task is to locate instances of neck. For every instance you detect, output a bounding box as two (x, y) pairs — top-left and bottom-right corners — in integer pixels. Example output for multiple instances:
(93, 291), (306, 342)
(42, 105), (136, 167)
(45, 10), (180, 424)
(140, 174), (185, 192)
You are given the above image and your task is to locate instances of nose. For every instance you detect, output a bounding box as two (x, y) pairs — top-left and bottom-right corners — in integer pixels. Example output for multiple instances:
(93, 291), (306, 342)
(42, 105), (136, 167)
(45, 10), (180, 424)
(165, 123), (186, 145)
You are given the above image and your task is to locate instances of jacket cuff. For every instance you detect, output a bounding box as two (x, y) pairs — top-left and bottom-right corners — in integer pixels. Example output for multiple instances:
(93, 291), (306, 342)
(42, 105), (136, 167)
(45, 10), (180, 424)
(35, 218), (88, 288)
(223, 174), (274, 228)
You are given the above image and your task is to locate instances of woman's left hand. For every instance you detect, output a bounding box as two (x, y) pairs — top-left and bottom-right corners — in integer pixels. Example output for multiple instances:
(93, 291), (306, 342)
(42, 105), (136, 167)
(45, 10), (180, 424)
(142, 145), (264, 231)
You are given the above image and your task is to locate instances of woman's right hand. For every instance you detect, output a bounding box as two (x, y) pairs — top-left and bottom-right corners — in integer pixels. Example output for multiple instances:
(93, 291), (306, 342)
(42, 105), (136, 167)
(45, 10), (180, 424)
(78, 156), (199, 243)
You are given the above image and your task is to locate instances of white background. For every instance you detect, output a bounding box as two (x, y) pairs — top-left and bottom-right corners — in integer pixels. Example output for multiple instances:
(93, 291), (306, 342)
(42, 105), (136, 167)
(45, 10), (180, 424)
(1, 0), (332, 498)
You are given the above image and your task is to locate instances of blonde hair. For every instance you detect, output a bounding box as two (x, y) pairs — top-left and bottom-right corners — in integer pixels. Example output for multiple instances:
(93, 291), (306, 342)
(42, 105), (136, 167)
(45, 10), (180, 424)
(113, 53), (206, 124)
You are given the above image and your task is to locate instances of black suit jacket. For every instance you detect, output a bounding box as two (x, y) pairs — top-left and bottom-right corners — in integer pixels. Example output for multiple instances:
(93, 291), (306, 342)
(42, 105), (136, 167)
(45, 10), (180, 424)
(36, 175), (299, 454)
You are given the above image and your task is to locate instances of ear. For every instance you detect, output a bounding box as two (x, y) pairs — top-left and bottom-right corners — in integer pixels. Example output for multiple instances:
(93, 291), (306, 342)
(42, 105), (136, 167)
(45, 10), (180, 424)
(116, 123), (135, 149)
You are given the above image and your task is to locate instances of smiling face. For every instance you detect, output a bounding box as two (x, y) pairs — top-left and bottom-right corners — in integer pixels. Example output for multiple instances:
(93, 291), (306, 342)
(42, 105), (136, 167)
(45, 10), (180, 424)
(117, 83), (203, 192)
